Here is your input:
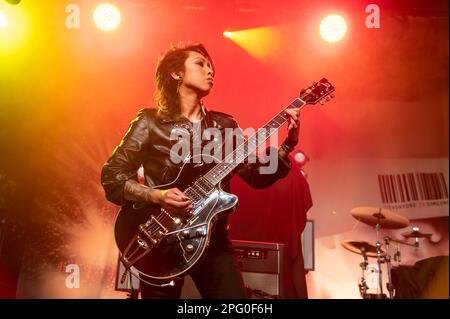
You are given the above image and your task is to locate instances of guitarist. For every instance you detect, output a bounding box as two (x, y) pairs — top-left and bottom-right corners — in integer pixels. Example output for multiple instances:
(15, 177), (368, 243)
(101, 42), (301, 298)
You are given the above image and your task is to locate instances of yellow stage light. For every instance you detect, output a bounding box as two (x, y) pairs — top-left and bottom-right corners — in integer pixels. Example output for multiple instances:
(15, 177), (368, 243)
(0, 11), (8, 28)
(0, 3), (29, 56)
(222, 27), (281, 60)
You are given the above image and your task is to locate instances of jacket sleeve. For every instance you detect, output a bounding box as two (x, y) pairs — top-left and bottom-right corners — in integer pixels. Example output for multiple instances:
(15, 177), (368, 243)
(100, 109), (151, 205)
(231, 120), (292, 189)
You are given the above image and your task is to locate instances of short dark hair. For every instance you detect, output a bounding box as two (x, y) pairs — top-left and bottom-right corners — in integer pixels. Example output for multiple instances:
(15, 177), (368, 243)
(155, 42), (214, 115)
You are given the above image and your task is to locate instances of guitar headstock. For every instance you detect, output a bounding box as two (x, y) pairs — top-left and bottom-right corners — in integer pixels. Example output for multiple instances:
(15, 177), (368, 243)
(300, 78), (335, 105)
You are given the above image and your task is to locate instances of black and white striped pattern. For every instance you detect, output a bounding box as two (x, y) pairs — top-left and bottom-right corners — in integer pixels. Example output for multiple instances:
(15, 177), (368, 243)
(378, 173), (448, 203)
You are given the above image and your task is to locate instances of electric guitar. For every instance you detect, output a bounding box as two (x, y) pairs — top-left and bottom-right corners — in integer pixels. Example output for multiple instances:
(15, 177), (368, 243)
(114, 78), (335, 286)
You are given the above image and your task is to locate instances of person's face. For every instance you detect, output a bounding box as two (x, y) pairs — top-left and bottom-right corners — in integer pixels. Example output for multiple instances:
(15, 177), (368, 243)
(178, 51), (214, 97)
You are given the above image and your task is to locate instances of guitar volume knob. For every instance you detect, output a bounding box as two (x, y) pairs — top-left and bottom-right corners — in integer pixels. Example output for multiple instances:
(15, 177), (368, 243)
(185, 244), (194, 252)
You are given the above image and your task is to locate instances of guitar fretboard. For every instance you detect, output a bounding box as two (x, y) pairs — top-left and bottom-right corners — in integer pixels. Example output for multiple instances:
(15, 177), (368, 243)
(203, 97), (306, 185)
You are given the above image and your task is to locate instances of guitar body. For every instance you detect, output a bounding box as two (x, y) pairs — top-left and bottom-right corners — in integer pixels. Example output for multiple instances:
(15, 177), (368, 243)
(114, 154), (238, 283)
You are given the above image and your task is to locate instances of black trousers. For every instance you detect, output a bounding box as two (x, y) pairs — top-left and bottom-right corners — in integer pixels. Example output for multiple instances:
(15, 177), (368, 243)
(140, 243), (248, 299)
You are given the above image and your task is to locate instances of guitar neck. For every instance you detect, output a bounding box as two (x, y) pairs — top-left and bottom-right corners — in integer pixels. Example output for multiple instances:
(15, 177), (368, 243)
(203, 97), (307, 186)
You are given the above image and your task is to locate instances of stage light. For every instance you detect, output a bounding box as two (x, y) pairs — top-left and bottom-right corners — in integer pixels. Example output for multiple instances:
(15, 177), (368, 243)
(293, 150), (310, 167)
(293, 150), (309, 178)
(0, 3), (29, 55)
(319, 14), (347, 43)
(222, 27), (281, 60)
(0, 11), (7, 28)
(93, 3), (121, 32)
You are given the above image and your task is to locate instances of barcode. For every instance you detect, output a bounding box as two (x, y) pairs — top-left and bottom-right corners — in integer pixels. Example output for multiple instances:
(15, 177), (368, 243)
(378, 173), (448, 204)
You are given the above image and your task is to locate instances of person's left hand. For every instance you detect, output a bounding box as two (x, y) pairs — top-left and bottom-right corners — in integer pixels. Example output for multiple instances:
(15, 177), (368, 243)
(285, 108), (300, 144)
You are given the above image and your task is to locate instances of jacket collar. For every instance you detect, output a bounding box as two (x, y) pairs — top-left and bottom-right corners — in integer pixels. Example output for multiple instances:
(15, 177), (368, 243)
(156, 109), (178, 123)
(156, 105), (213, 127)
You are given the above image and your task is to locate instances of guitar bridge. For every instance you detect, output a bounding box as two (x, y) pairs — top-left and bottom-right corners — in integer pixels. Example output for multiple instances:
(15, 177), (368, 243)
(138, 216), (168, 246)
(138, 226), (166, 245)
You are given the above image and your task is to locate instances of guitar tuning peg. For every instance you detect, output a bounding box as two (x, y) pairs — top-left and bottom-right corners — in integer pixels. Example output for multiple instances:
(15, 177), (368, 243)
(319, 99), (325, 105)
(330, 93), (335, 98)
(325, 95), (331, 101)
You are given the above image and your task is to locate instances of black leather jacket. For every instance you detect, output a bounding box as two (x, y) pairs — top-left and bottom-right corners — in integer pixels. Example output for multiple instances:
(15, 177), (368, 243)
(101, 107), (291, 244)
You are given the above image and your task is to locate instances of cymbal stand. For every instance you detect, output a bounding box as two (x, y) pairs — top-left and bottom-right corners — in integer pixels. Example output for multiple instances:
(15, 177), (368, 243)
(393, 242), (401, 265)
(383, 236), (394, 299)
(374, 223), (384, 296)
(412, 227), (421, 249)
(358, 247), (369, 298)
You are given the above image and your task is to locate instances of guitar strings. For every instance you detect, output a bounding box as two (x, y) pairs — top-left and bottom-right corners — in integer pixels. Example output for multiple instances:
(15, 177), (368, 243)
(143, 115), (283, 234)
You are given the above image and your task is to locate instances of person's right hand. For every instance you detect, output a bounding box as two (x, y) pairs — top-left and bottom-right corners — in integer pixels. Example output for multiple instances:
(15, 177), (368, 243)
(152, 188), (193, 217)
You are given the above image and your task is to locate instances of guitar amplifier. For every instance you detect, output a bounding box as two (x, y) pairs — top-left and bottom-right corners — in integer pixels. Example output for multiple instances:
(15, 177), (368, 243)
(231, 240), (285, 298)
(114, 241), (285, 298)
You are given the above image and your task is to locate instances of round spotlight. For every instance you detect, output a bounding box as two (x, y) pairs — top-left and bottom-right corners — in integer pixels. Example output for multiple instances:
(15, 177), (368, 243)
(93, 3), (121, 32)
(320, 14), (347, 43)
(293, 150), (310, 167)
(0, 11), (7, 28)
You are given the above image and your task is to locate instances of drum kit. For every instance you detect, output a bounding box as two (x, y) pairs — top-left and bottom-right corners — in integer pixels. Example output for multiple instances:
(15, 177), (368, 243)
(341, 206), (432, 299)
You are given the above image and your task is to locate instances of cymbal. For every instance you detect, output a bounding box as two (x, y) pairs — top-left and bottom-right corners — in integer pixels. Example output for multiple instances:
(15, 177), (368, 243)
(401, 230), (432, 238)
(351, 206), (410, 229)
(341, 241), (385, 258)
